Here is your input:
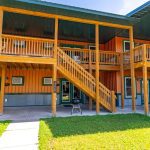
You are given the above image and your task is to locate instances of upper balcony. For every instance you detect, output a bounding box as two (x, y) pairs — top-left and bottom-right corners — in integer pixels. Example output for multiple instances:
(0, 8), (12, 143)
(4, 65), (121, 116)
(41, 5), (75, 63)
(0, 34), (121, 70)
(133, 44), (150, 68)
(0, 34), (56, 65)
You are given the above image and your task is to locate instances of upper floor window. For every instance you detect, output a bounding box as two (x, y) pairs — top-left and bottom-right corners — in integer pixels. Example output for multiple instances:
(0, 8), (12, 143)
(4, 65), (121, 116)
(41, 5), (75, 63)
(123, 40), (143, 52)
(123, 41), (130, 52)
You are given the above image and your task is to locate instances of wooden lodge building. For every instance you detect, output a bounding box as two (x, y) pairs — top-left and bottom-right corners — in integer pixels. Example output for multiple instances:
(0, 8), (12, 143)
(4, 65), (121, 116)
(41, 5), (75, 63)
(0, 0), (149, 116)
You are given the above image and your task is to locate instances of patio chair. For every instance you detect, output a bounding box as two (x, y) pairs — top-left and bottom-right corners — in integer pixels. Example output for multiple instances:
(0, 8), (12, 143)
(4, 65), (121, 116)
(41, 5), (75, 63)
(71, 99), (82, 115)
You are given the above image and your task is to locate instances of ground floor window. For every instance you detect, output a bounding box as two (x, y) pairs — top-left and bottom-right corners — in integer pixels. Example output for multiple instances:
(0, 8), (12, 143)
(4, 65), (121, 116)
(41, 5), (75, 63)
(124, 77), (136, 98)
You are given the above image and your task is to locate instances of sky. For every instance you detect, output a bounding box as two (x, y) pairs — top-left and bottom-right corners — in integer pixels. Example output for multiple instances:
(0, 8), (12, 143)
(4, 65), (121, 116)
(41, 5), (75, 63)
(41, 0), (149, 15)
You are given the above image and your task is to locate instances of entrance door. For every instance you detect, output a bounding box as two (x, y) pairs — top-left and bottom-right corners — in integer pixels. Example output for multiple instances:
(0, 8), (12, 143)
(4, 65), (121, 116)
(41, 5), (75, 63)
(141, 80), (150, 104)
(60, 79), (83, 104)
(61, 80), (71, 104)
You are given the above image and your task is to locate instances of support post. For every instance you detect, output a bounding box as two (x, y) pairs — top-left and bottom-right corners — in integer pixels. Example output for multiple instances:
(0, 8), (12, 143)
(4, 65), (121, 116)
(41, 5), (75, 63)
(52, 64), (57, 117)
(54, 17), (58, 59)
(143, 65), (148, 115)
(142, 44), (149, 115)
(89, 50), (93, 110)
(51, 17), (58, 117)
(120, 53), (124, 109)
(0, 64), (6, 114)
(95, 24), (100, 114)
(129, 27), (136, 112)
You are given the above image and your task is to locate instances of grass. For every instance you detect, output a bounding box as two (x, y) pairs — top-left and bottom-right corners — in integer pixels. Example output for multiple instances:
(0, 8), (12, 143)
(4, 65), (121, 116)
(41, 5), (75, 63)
(39, 114), (150, 150)
(0, 121), (10, 136)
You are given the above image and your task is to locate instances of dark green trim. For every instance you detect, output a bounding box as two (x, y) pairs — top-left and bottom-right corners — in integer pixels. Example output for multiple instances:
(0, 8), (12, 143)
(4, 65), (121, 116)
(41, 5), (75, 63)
(124, 76), (137, 99)
(60, 79), (71, 104)
(140, 79), (150, 105)
(42, 77), (52, 86)
(12, 76), (24, 86)
(60, 79), (84, 104)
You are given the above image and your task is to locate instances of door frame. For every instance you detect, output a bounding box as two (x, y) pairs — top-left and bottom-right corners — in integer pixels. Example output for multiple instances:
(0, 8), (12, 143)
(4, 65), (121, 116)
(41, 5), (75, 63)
(60, 79), (72, 104)
(140, 79), (150, 104)
(60, 79), (84, 104)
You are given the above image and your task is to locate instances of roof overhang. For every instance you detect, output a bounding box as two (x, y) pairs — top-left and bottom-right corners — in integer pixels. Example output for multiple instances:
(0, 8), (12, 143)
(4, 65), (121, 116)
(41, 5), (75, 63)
(127, 1), (150, 41)
(0, 0), (137, 27)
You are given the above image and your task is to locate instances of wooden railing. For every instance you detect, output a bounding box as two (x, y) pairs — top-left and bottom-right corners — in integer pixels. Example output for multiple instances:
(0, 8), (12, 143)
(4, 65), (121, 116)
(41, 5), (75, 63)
(61, 47), (120, 65)
(146, 44), (150, 61)
(134, 45), (143, 63)
(57, 47), (96, 94)
(1, 34), (54, 57)
(133, 44), (150, 63)
(92, 51), (120, 65)
(123, 51), (130, 66)
(57, 47), (116, 112)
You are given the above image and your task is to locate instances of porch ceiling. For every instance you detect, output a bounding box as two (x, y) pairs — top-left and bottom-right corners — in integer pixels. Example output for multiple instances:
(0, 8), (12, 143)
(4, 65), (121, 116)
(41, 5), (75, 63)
(0, 0), (137, 26)
(3, 12), (126, 44)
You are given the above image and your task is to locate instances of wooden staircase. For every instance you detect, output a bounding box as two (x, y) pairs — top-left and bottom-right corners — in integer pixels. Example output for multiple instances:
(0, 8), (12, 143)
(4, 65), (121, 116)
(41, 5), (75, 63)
(57, 47), (116, 112)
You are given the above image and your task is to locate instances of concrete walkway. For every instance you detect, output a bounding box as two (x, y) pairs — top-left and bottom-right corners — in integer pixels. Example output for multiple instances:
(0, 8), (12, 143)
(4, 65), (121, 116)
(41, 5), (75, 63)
(0, 121), (39, 150)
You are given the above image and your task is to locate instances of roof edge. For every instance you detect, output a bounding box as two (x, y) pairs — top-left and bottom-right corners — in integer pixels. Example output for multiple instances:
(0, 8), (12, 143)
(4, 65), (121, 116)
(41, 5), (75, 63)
(127, 1), (150, 17)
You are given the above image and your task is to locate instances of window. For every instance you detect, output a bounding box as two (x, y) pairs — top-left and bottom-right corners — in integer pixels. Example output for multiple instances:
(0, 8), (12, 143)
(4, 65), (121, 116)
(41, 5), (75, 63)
(42, 77), (52, 86)
(12, 76), (24, 86)
(123, 40), (143, 52)
(125, 77), (136, 98)
(123, 41), (130, 52)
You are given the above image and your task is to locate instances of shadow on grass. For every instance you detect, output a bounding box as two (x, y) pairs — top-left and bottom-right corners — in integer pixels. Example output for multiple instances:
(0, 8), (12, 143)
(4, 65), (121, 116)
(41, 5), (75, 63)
(41, 114), (150, 138)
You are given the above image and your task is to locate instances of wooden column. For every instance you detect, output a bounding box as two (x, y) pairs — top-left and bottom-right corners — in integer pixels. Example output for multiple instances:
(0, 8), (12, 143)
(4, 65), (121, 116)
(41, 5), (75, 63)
(54, 17), (58, 59)
(0, 9), (3, 54)
(143, 65), (148, 115)
(95, 24), (100, 114)
(129, 27), (136, 112)
(52, 64), (57, 116)
(143, 45), (149, 115)
(51, 17), (58, 116)
(120, 53), (124, 108)
(0, 64), (6, 114)
(89, 50), (93, 110)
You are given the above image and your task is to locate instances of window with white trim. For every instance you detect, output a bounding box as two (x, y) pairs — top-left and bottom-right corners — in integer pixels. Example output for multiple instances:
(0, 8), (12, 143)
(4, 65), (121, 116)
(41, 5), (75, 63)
(123, 40), (143, 52)
(123, 41), (130, 52)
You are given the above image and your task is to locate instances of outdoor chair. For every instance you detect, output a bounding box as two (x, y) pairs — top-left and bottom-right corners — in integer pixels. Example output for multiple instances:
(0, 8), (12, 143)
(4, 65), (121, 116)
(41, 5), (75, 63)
(71, 99), (82, 115)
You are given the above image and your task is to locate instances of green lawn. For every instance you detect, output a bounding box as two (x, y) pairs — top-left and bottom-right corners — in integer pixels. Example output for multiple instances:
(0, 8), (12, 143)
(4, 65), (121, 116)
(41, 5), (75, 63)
(39, 114), (150, 150)
(0, 121), (10, 136)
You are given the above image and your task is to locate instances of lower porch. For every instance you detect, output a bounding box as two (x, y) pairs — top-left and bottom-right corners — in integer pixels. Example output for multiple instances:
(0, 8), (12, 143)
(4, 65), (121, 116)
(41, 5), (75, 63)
(0, 105), (149, 121)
